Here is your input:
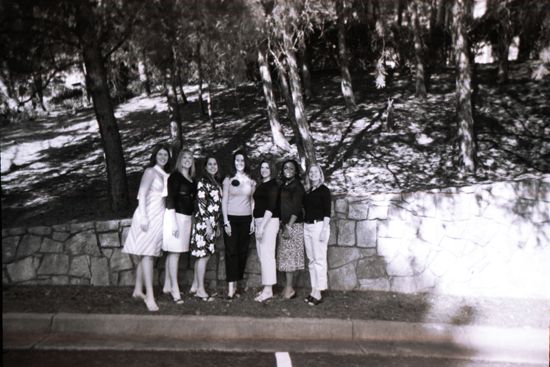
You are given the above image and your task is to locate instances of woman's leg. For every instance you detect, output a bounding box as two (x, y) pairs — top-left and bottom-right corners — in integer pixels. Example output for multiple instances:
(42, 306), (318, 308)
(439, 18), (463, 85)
(313, 222), (329, 299)
(237, 218), (251, 282)
(167, 253), (181, 299)
(163, 255), (171, 294)
(196, 255), (210, 297)
(132, 256), (145, 299)
(283, 271), (295, 299)
(303, 223), (316, 298)
(141, 256), (159, 311)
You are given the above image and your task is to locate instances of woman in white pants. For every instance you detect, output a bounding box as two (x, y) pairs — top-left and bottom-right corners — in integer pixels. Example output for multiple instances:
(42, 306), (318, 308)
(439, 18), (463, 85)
(303, 164), (331, 306)
(252, 160), (280, 302)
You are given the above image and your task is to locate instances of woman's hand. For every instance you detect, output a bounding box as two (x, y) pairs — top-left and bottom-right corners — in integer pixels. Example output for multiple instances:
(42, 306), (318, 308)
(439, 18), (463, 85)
(281, 224), (291, 240)
(256, 224), (263, 239)
(249, 220), (255, 235)
(215, 225), (221, 238)
(319, 227), (329, 242)
(140, 218), (149, 232)
(206, 222), (213, 239)
(224, 222), (232, 236)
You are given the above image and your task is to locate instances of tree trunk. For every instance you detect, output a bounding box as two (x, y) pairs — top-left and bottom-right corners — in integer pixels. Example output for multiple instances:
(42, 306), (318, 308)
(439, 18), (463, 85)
(232, 78), (241, 114)
(409, 0), (428, 98)
(258, 48), (291, 152)
(283, 31), (317, 168)
(32, 74), (47, 111)
(496, 0), (511, 83)
(452, 0), (476, 176)
(275, 58), (307, 167)
(299, 47), (312, 100)
(206, 81), (215, 132)
(176, 66), (188, 104)
(196, 41), (206, 116)
(138, 51), (151, 96)
(165, 51), (183, 154)
(75, 0), (129, 212)
(337, 0), (357, 113)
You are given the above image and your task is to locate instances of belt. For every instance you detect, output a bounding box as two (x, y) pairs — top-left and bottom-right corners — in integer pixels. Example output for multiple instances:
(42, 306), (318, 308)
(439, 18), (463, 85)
(305, 219), (323, 224)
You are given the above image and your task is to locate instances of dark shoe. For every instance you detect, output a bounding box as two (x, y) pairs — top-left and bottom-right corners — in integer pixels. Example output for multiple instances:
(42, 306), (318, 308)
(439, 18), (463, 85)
(195, 294), (214, 302)
(304, 295), (314, 303)
(307, 297), (322, 306)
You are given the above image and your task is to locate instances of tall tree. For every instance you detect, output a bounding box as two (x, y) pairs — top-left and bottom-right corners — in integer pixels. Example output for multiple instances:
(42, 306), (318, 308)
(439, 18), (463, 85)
(409, 0), (427, 98)
(452, 0), (476, 175)
(495, 0), (512, 83)
(74, 0), (129, 211)
(337, 0), (357, 112)
(258, 46), (292, 151)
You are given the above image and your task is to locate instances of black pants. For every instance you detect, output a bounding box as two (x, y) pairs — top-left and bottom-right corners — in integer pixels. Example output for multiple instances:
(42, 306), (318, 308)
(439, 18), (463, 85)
(224, 215), (252, 282)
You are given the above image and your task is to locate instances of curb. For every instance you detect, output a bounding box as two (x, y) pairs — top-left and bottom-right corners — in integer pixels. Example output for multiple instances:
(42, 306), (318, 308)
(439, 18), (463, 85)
(3, 313), (548, 364)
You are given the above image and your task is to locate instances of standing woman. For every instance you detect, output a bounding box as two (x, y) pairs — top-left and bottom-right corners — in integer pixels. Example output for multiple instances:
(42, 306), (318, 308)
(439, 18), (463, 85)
(190, 156), (222, 301)
(222, 150), (256, 299)
(303, 164), (331, 306)
(277, 159), (305, 300)
(123, 144), (171, 312)
(253, 160), (280, 302)
(162, 150), (196, 304)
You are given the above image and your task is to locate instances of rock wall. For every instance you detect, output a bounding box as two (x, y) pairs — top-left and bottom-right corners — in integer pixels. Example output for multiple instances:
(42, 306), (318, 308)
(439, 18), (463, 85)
(3, 175), (549, 299)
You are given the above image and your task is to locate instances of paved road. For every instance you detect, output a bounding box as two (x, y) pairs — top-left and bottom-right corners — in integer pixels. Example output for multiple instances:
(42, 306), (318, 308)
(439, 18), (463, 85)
(2, 350), (542, 367)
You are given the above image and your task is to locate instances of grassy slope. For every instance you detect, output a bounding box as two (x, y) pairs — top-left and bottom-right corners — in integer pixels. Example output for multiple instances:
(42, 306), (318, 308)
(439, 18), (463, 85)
(1, 63), (548, 227)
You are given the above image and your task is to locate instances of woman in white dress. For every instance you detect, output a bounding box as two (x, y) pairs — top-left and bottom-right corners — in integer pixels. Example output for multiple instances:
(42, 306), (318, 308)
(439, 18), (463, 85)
(162, 150), (196, 304)
(122, 144), (171, 312)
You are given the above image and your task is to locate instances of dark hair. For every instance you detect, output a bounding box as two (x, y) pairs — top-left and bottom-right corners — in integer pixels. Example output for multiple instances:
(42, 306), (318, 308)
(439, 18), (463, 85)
(148, 144), (172, 173)
(257, 159), (277, 182)
(279, 159), (300, 181)
(228, 149), (250, 178)
(202, 155), (221, 185)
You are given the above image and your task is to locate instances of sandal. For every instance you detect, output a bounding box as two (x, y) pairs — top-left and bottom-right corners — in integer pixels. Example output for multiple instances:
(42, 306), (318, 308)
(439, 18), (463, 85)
(195, 294), (214, 302)
(307, 297), (322, 306)
(254, 293), (273, 303)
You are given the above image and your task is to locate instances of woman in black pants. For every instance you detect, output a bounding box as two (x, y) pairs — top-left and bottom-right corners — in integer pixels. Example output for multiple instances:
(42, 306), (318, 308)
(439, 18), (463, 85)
(222, 150), (256, 299)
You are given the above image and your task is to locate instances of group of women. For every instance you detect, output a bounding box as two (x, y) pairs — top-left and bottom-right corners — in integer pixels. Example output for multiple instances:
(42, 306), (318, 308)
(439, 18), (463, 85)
(122, 144), (332, 312)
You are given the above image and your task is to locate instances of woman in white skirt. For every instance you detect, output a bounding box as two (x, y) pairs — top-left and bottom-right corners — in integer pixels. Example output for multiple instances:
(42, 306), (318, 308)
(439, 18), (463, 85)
(303, 164), (331, 306)
(122, 144), (171, 312)
(162, 150), (196, 304)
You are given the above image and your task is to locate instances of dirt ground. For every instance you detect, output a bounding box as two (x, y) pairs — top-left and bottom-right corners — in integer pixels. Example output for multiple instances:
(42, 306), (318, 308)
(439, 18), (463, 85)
(3, 285), (547, 329)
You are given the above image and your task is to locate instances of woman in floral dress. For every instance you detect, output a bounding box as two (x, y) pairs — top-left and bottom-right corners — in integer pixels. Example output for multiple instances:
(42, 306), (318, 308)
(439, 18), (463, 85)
(190, 156), (222, 301)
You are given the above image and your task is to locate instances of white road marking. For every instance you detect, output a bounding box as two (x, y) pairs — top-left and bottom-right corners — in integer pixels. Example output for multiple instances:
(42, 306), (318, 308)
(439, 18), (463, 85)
(275, 352), (292, 367)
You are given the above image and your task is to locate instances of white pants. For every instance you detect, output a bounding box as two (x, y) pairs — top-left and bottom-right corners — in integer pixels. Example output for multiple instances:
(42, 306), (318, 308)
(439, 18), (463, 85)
(255, 217), (279, 286)
(304, 222), (329, 291)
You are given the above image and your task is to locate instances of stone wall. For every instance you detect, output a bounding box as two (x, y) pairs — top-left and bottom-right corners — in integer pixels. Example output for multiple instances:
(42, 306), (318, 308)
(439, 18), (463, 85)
(3, 175), (549, 299)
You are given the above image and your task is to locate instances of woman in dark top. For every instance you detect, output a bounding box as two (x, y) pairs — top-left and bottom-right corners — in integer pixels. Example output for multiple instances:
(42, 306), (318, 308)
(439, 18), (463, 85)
(303, 164), (331, 306)
(162, 150), (196, 304)
(253, 160), (280, 302)
(277, 159), (305, 300)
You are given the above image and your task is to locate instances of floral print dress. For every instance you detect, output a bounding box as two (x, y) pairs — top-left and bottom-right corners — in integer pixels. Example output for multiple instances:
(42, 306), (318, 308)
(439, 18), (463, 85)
(190, 177), (221, 258)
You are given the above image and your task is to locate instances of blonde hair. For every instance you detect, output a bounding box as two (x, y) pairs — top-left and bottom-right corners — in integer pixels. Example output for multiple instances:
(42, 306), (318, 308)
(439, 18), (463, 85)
(305, 164), (325, 191)
(174, 149), (196, 179)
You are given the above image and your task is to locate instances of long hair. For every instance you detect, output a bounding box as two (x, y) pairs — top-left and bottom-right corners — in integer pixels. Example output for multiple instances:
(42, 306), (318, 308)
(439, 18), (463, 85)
(174, 149), (196, 179)
(256, 159), (277, 183)
(228, 149), (251, 178)
(304, 164), (325, 191)
(278, 159), (301, 182)
(202, 155), (221, 186)
(148, 144), (172, 173)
